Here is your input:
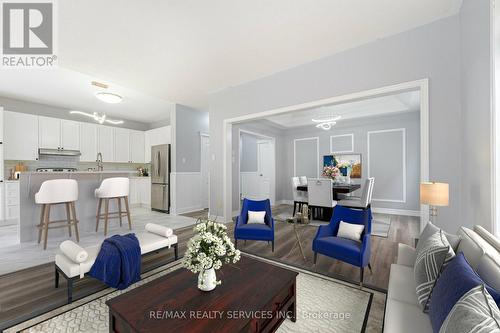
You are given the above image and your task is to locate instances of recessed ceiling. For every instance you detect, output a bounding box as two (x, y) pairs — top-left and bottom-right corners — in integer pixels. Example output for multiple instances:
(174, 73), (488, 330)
(0, 68), (174, 123)
(265, 90), (420, 128)
(56, 0), (462, 109)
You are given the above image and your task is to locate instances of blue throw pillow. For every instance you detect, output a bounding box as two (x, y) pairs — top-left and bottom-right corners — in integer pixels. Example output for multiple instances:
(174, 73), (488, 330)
(428, 252), (500, 333)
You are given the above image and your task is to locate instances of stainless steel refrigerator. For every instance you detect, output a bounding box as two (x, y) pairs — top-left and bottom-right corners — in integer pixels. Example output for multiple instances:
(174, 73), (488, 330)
(151, 144), (170, 212)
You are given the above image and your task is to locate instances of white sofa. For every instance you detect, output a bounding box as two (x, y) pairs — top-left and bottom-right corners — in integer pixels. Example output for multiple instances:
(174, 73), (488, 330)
(55, 223), (178, 303)
(384, 225), (500, 333)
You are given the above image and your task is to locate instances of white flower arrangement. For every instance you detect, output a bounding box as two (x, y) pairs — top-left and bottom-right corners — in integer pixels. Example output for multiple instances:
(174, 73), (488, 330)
(336, 160), (352, 169)
(183, 218), (241, 285)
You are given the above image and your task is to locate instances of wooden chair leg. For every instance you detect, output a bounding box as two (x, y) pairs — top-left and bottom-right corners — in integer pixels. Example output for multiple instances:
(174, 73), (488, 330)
(71, 202), (80, 242)
(293, 201), (297, 217)
(314, 252), (318, 264)
(104, 198), (109, 237)
(65, 203), (72, 237)
(38, 204), (46, 244)
(117, 197), (123, 227)
(95, 198), (102, 232)
(43, 204), (51, 250)
(360, 267), (364, 288)
(124, 196), (132, 230)
(368, 263), (373, 274)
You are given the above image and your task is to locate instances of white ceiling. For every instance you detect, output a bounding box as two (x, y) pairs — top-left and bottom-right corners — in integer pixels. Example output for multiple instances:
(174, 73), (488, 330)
(55, 0), (462, 109)
(264, 90), (420, 128)
(0, 68), (174, 123)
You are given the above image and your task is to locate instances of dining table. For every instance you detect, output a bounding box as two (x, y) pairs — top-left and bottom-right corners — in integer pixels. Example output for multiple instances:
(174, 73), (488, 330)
(296, 183), (361, 200)
(296, 182), (361, 221)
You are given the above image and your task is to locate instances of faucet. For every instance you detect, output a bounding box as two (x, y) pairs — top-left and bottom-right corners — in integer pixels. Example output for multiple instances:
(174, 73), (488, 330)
(96, 152), (103, 171)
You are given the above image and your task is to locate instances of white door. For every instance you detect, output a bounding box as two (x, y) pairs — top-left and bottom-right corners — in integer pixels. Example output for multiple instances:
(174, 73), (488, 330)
(61, 120), (80, 150)
(4, 111), (39, 160)
(200, 135), (210, 209)
(80, 122), (98, 162)
(257, 140), (275, 204)
(130, 130), (145, 163)
(114, 128), (130, 163)
(39, 116), (61, 149)
(98, 125), (114, 162)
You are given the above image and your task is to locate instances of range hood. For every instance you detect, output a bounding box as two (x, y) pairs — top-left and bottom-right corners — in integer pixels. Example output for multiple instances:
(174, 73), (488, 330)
(38, 148), (82, 156)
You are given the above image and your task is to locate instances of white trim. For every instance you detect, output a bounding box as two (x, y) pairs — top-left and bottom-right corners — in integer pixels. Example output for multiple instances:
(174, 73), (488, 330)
(492, 0), (499, 236)
(371, 207), (421, 217)
(367, 128), (407, 203)
(330, 133), (354, 153)
(277, 199), (294, 205)
(293, 137), (320, 178)
(222, 79), (430, 229)
(200, 134), (210, 210)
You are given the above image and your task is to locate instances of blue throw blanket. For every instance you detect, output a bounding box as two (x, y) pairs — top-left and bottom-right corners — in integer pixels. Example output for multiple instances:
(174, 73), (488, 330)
(89, 233), (141, 290)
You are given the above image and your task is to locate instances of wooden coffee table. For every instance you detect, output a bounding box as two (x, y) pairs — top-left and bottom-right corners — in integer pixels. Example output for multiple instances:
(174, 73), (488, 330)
(106, 256), (298, 332)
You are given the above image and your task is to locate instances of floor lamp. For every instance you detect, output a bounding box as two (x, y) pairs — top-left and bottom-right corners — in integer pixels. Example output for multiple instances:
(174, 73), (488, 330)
(420, 182), (449, 223)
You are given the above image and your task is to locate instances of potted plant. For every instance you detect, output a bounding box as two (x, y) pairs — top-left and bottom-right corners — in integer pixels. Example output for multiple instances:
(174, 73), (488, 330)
(183, 219), (241, 291)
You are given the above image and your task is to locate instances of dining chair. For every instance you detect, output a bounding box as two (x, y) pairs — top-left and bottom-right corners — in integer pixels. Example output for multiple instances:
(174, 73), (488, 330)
(307, 178), (337, 220)
(338, 178), (374, 209)
(292, 177), (308, 216)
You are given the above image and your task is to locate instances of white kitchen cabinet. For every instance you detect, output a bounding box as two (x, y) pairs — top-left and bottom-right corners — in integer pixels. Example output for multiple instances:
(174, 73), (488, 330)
(61, 120), (80, 150)
(4, 111), (39, 160)
(145, 125), (171, 162)
(129, 177), (150, 207)
(4, 181), (19, 222)
(97, 125), (114, 162)
(38, 116), (61, 149)
(80, 122), (98, 162)
(129, 178), (139, 205)
(114, 128), (130, 163)
(130, 130), (145, 163)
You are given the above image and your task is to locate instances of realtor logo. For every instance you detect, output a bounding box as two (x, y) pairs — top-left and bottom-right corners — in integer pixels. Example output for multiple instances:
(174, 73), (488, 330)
(1, 0), (57, 67)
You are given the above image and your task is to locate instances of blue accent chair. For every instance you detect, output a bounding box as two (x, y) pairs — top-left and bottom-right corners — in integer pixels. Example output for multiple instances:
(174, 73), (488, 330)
(312, 205), (372, 286)
(234, 198), (275, 251)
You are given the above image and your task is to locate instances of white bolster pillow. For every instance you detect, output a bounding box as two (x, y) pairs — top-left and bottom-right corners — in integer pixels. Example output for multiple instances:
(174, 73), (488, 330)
(146, 223), (173, 237)
(60, 240), (88, 263)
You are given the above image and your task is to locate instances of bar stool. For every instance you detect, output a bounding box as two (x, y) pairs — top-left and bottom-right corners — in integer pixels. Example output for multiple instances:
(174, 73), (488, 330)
(95, 177), (132, 236)
(35, 179), (80, 250)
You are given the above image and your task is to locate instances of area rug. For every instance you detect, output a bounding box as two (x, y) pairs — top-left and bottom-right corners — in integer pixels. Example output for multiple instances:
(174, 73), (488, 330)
(6, 257), (373, 333)
(372, 214), (392, 238)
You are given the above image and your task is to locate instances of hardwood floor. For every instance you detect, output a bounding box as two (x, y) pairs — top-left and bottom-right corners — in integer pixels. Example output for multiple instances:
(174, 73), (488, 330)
(0, 206), (418, 331)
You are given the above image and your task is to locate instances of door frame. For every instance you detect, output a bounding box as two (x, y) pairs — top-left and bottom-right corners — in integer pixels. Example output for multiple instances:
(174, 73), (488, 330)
(200, 132), (210, 211)
(224, 78), (429, 229)
(238, 129), (276, 213)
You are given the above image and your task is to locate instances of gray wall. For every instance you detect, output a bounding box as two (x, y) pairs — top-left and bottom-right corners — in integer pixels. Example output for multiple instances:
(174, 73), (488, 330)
(0, 96), (151, 131)
(240, 133), (258, 172)
(174, 104), (209, 172)
(209, 15), (464, 233)
(281, 112), (421, 211)
(459, 0), (494, 232)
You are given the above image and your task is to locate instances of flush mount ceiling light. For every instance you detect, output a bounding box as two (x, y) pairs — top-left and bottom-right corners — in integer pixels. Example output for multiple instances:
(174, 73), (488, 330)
(91, 81), (123, 104)
(312, 114), (341, 130)
(95, 92), (123, 104)
(70, 111), (124, 125)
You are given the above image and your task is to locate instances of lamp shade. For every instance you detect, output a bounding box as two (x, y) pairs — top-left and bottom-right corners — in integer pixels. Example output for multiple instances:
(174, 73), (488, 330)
(420, 182), (449, 206)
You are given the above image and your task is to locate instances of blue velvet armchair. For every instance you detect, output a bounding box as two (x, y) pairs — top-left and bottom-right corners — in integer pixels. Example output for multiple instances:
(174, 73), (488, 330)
(312, 205), (372, 286)
(234, 198), (275, 251)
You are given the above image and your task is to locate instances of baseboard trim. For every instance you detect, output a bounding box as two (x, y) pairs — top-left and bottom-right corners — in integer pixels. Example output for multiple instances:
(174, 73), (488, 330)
(276, 200), (293, 205)
(177, 206), (204, 215)
(371, 207), (421, 217)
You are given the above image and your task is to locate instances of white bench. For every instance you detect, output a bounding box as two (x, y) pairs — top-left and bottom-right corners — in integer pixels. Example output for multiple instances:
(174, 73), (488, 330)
(55, 223), (178, 303)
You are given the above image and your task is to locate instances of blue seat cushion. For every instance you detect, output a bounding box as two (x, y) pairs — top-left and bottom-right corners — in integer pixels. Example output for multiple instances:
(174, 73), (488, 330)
(429, 252), (500, 333)
(235, 223), (273, 241)
(313, 236), (362, 266)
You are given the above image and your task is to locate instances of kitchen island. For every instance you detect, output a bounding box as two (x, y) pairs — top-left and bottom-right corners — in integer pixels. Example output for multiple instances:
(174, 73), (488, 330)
(19, 171), (142, 243)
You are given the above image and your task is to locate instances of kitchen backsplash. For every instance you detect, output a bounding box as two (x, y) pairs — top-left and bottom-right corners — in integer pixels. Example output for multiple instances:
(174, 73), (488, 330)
(5, 158), (150, 179)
